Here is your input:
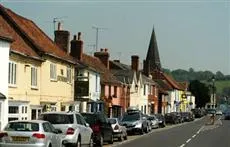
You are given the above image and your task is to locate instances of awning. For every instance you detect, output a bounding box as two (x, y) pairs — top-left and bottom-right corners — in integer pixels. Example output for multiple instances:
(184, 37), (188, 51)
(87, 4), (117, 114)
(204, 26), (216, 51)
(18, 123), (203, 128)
(0, 92), (6, 99)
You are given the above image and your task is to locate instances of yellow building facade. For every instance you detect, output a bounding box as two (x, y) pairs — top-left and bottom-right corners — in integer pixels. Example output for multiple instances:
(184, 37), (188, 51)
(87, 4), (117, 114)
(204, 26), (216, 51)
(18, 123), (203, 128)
(8, 53), (75, 121)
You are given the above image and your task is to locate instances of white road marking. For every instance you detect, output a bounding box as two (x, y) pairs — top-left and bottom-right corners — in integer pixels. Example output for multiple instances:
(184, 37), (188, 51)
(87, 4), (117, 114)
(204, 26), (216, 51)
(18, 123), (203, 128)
(186, 138), (191, 143)
(179, 144), (185, 147)
(192, 135), (196, 138)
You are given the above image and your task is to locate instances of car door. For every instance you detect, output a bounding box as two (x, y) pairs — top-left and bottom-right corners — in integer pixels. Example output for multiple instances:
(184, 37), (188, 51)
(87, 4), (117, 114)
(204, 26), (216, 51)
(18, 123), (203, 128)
(75, 114), (88, 144)
(101, 114), (112, 141)
(79, 114), (92, 143)
(48, 122), (63, 147)
(42, 122), (58, 147)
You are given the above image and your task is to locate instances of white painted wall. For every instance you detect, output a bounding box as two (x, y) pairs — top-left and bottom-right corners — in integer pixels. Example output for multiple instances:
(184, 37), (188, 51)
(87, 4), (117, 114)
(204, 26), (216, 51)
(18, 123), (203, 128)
(78, 69), (101, 112)
(0, 39), (10, 130)
(89, 71), (100, 102)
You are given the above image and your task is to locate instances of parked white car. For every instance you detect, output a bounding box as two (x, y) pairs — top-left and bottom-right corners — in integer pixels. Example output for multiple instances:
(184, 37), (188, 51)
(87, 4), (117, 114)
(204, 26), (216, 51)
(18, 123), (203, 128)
(0, 120), (64, 147)
(39, 111), (93, 147)
(216, 110), (223, 115)
(108, 118), (128, 141)
(147, 115), (159, 129)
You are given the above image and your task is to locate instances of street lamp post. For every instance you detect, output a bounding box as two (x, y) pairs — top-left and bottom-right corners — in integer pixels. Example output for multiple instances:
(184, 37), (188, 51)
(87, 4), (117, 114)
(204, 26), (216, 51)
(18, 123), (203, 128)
(211, 76), (215, 125)
(212, 76), (215, 109)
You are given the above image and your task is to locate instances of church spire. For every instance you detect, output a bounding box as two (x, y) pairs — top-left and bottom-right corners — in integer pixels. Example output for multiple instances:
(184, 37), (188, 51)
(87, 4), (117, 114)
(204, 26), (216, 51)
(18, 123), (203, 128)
(145, 26), (161, 72)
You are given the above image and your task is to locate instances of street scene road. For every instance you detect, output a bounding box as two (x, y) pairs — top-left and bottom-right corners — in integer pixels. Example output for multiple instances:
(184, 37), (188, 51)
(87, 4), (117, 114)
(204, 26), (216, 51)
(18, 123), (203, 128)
(105, 116), (228, 147)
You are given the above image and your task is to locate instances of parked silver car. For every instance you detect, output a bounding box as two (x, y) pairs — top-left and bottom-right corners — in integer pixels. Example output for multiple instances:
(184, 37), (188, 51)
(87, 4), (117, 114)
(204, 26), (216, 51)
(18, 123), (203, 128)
(120, 111), (148, 135)
(39, 111), (93, 147)
(0, 120), (64, 147)
(108, 118), (128, 141)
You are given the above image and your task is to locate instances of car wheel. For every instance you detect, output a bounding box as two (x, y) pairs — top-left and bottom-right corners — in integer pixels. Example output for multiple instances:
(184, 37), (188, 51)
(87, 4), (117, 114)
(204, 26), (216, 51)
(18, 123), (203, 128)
(108, 134), (114, 144)
(124, 133), (128, 140)
(89, 135), (94, 147)
(118, 134), (123, 142)
(76, 138), (81, 147)
(139, 127), (144, 135)
(98, 135), (104, 147)
(145, 126), (148, 133)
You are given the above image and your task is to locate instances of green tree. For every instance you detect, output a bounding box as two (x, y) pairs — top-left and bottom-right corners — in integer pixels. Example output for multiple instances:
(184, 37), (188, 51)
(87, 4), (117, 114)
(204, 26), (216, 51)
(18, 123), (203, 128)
(189, 80), (211, 108)
(216, 71), (224, 80)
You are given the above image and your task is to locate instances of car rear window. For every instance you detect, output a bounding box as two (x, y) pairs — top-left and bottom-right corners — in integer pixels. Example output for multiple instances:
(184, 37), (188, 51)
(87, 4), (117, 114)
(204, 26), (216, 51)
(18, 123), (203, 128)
(5, 122), (39, 131)
(81, 113), (107, 125)
(39, 114), (73, 124)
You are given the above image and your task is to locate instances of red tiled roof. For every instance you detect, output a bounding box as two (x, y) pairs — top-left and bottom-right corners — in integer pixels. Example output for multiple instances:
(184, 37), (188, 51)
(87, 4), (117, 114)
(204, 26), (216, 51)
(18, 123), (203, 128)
(178, 82), (189, 90)
(0, 4), (76, 63)
(0, 14), (40, 58)
(82, 54), (120, 84)
(0, 27), (13, 42)
(162, 73), (182, 90)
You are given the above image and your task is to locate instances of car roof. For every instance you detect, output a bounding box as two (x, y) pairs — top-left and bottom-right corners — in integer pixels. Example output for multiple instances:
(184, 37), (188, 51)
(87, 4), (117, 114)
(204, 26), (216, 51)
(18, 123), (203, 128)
(41, 111), (81, 115)
(8, 120), (47, 123)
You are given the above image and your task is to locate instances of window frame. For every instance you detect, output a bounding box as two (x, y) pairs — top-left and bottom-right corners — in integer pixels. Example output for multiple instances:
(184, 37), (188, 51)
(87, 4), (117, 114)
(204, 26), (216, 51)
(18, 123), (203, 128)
(50, 63), (57, 81)
(66, 67), (72, 83)
(31, 66), (38, 88)
(8, 61), (17, 86)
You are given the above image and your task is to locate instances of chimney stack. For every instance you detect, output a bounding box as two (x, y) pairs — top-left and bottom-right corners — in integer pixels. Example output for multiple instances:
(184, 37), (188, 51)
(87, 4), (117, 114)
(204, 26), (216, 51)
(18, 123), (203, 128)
(70, 32), (83, 61)
(54, 22), (70, 53)
(131, 55), (139, 71)
(94, 48), (110, 69)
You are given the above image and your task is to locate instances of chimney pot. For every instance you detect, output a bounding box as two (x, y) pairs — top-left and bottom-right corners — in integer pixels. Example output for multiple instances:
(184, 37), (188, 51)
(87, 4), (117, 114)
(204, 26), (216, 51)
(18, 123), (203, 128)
(73, 35), (77, 40)
(57, 22), (62, 30)
(77, 32), (81, 40)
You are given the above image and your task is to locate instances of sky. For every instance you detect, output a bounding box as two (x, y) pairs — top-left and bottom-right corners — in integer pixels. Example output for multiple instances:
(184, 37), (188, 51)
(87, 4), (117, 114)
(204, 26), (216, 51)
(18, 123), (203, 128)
(1, 0), (230, 75)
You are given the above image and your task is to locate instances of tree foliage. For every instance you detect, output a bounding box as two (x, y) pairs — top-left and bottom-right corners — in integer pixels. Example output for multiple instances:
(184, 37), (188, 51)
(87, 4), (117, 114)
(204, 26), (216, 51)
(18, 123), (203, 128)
(163, 68), (229, 82)
(189, 80), (211, 108)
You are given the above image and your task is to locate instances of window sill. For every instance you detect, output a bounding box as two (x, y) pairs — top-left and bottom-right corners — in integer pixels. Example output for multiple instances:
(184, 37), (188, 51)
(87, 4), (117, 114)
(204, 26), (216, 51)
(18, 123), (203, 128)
(31, 86), (39, 90)
(8, 85), (17, 88)
(50, 79), (57, 82)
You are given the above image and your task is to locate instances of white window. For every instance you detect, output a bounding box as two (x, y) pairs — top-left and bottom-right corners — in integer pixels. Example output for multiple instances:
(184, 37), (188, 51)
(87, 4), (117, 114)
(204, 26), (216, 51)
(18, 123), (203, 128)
(67, 67), (71, 83)
(31, 67), (38, 88)
(50, 63), (57, 80)
(8, 62), (17, 85)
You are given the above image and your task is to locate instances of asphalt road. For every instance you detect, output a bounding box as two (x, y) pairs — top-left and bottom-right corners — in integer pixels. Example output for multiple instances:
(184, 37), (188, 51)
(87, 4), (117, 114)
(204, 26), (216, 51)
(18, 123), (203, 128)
(110, 116), (228, 147)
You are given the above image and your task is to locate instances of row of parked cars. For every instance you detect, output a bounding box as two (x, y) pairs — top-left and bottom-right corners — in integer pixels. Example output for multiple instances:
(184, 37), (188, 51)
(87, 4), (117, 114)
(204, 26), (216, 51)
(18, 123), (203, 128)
(0, 109), (199, 147)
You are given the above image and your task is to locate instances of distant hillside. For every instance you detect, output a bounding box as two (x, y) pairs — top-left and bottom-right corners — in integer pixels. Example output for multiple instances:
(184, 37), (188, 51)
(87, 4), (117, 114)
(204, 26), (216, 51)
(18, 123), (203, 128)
(163, 68), (230, 96)
(163, 68), (230, 82)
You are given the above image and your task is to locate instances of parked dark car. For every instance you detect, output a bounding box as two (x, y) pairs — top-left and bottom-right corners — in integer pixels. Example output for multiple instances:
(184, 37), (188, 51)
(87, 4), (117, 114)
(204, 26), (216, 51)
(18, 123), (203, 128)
(155, 114), (166, 127)
(81, 112), (113, 147)
(191, 108), (205, 118)
(165, 112), (182, 124)
(181, 112), (194, 122)
(224, 109), (230, 120)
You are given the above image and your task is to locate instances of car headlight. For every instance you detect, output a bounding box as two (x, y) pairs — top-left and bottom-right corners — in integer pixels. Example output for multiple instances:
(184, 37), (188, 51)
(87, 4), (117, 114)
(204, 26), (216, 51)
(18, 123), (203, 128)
(134, 121), (142, 128)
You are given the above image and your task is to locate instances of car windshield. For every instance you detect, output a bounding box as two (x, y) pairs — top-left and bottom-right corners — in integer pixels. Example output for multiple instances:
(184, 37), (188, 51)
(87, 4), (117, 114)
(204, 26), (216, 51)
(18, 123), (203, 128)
(5, 122), (39, 131)
(122, 113), (140, 121)
(108, 118), (117, 124)
(39, 114), (73, 124)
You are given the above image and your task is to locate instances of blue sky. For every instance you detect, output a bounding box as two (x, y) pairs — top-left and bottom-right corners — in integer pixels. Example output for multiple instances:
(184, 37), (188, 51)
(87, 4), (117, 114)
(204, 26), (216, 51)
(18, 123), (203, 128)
(2, 0), (230, 75)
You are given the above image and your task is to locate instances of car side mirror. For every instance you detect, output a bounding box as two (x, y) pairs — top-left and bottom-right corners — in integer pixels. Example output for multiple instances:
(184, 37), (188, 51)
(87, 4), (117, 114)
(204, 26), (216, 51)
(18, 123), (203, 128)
(85, 123), (90, 127)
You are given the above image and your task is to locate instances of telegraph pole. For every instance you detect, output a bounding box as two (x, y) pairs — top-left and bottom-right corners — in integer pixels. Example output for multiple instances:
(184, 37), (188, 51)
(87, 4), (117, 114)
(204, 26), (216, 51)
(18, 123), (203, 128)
(92, 26), (107, 51)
